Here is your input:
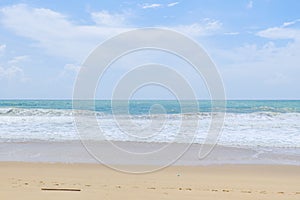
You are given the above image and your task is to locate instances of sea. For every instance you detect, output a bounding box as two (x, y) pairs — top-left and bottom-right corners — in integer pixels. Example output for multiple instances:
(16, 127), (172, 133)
(0, 100), (299, 165)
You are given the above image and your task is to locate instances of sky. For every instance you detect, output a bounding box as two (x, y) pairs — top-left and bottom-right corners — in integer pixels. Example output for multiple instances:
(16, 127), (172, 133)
(0, 0), (299, 99)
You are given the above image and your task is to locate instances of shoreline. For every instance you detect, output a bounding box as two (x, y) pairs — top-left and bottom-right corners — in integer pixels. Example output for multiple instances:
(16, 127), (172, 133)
(0, 162), (299, 200)
(1, 141), (299, 166)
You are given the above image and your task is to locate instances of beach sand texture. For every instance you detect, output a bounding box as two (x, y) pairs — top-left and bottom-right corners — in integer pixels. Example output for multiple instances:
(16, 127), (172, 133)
(0, 162), (299, 200)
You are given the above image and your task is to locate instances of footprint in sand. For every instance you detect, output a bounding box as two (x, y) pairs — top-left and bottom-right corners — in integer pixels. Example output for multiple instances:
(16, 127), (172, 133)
(241, 190), (251, 193)
(277, 192), (284, 194)
(211, 189), (218, 192)
(222, 189), (230, 192)
(116, 185), (121, 189)
(147, 187), (156, 190)
(185, 188), (192, 191)
(260, 191), (267, 194)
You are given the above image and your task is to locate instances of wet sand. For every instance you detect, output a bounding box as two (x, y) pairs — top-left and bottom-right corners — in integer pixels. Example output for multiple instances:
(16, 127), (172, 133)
(1, 141), (299, 165)
(0, 162), (299, 200)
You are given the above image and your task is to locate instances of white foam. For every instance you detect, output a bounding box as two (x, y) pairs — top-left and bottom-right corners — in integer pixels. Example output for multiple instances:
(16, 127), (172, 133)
(0, 108), (299, 148)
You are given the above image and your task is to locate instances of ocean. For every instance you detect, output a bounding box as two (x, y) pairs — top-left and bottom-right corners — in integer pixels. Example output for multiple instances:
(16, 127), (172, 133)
(0, 100), (299, 147)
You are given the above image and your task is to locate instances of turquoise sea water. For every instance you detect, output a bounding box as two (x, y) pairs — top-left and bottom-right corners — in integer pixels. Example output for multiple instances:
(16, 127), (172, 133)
(0, 100), (299, 114)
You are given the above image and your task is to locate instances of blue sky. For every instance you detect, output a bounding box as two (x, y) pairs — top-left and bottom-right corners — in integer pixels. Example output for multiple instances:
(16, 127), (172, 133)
(0, 0), (299, 99)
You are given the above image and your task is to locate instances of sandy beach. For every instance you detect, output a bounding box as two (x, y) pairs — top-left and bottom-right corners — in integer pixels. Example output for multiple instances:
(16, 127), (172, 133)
(0, 162), (299, 200)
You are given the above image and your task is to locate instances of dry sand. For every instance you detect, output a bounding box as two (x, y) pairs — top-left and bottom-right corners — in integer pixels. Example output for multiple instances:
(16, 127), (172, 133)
(0, 162), (299, 200)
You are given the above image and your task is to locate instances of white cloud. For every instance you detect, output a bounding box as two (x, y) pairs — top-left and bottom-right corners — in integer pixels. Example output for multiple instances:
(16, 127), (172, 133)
(0, 4), (130, 61)
(91, 10), (129, 27)
(224, 32), (240, 35)
(141, 2), (179, 9)
(253, 22), (300, 82)
(7, 55), (29, 65)
(247, 0), (253, 9)
(173, 19), (222, 37)
(215, 39), (300, 66)
(141, 3), (162, 9)
(255, 19), (300, 41)
(0, 44), (29, 81)
(213, 42), (300, 98)
(0, 44), (6, 55)
(212, 21), (300, 98)
(258, 27), (300, 40)
(167, 2), (179, 7)
(0, 55), (28, 81)
(257, 21), (300, 40)
(282, 19), (300, 27)
(0, 4), (222, 63)
(58, 63), (80, 78)
(234, 20), (300, 95)
(0, 65), (23, 79)
(64, 63), (80, 73)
